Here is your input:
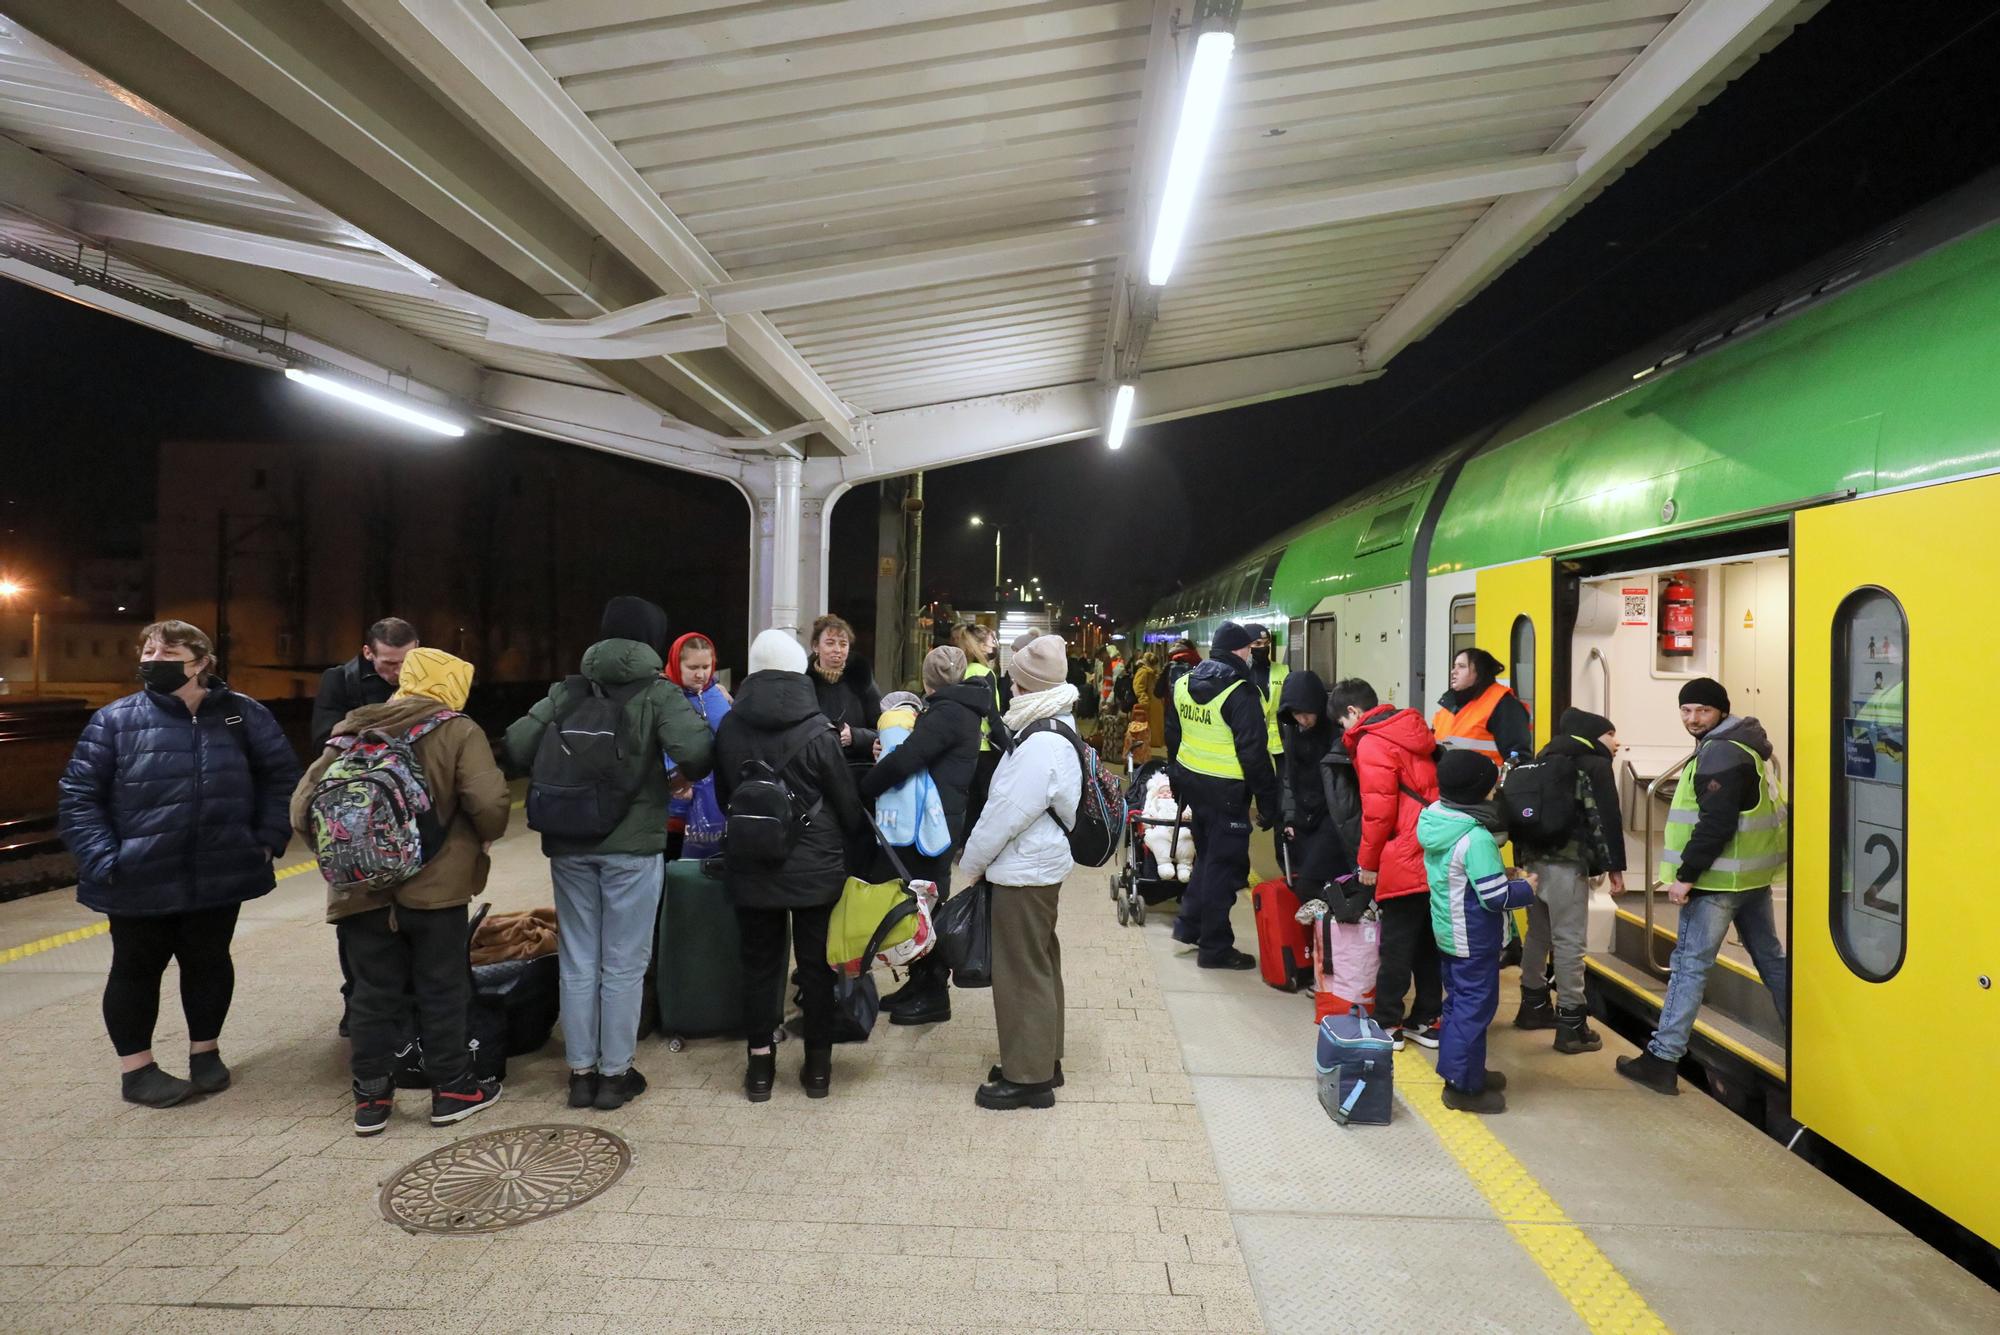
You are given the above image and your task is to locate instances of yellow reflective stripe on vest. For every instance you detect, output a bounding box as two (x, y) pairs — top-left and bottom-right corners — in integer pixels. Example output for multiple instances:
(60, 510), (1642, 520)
(1263, 662), (1289, 755)
(1659, 738), (1788, 891)
(965, 662), (995, 752)
(1175, 676), (1246, 780)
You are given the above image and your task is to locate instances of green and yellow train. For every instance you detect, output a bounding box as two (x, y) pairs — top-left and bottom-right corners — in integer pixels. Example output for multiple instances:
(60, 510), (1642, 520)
(1141, 175), (2000, 1253)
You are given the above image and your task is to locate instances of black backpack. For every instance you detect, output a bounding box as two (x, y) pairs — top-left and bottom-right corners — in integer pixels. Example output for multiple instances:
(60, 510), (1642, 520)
(1500, 752), (1579, 846)
(724, 718), (832, 865)
(525, 676), (650, 841)
(1018, 719), (1127, 868)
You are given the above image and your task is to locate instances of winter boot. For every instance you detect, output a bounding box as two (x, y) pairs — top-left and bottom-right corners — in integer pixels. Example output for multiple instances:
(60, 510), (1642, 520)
(1512, 985), (1556, 1031)
(744, 1050), (776, 1104)
(1615, 1051), (1680, 1095)
(800, 1045), (832, 1099)
(1554, 1004), (1603, 1054)
(1440, 1083), (1507, 1114)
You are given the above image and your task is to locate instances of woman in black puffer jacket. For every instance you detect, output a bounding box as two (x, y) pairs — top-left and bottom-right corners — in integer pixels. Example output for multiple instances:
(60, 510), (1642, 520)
(57, 620), (299, 1108)
(713, 629), (865, 1103)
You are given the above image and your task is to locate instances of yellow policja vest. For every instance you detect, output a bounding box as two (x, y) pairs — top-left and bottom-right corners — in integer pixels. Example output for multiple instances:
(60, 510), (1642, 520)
(964, 661), (996, 752)
(1174, 676), (1246, 780)
(1262, 661), (1289, 755)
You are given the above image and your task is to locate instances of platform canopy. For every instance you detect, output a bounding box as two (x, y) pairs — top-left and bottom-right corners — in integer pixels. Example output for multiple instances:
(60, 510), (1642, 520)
(0, 1), (1815, 629)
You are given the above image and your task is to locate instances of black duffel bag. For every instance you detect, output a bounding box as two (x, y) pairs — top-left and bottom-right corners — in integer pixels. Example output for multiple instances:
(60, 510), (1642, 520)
(466, 903), (560, 1080)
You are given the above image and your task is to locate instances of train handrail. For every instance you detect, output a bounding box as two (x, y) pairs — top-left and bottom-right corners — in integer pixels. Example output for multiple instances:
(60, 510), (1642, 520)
(1641, 751), (1696, 978)
(1585, 646), (1611, 719)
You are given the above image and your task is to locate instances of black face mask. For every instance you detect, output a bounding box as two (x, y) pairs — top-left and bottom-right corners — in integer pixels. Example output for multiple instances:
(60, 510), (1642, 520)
(1252, 647), (1271, 669)
(138, 660), (192, 693)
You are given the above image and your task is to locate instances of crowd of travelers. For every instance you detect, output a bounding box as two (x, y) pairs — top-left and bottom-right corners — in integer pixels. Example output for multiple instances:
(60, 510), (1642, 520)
(53, 605), (1786, 1130)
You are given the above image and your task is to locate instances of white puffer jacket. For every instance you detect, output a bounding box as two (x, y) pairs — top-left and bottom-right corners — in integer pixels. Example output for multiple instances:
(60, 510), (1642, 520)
(958, 714), (1081, 888)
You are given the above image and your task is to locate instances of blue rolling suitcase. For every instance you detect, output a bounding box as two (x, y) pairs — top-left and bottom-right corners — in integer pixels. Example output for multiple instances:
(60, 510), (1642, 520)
(1315, 1008), (1395, 1125)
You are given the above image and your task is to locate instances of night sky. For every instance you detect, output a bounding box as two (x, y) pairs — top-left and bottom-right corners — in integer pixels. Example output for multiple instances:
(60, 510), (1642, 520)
(5, 1), (1999, 640)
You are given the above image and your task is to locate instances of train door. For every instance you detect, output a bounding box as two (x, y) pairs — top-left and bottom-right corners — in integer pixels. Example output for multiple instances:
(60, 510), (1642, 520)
(1473, 559), (1553, 748)
(1794, 477), (2000, 1250)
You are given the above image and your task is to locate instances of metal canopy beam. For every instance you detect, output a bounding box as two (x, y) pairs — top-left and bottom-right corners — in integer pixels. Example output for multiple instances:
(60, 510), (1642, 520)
(336, 0), (858, 451)
(476, 373), (749, 482)
(709, 153), (1580, 317)
(1359, 0), (1805, 368)
(816, 341), (1372, 487)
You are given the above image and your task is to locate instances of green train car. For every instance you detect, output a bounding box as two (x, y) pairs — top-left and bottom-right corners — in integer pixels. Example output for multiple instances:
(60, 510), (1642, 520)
(1141, 173), (2000, 1255)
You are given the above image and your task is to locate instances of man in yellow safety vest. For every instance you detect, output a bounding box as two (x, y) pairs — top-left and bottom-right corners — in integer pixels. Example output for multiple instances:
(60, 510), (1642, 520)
(1615, 676), (1789, 1096)
(1165, 622), (1281, 969)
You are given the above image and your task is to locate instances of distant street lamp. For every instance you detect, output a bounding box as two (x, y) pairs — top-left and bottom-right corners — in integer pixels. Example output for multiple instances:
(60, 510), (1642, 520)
(968, 515), (1004, 601)
(0, 577), (43, 696)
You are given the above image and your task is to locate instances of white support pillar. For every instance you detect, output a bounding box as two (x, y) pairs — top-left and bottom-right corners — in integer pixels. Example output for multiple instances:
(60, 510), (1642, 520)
(744, 461), (841, 644)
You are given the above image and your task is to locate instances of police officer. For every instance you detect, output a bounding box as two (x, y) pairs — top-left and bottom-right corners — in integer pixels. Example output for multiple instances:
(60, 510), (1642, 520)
(1166, 622), (1281, 970)
(1247, 624), (1289, 862)
(1615, 677), (1789, 1095)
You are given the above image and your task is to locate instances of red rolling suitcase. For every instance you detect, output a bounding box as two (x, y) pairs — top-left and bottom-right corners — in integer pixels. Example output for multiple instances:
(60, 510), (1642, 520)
(1251, 847), (1313, 992)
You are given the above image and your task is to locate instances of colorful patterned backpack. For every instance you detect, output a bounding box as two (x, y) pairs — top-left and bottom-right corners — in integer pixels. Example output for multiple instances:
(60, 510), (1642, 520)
(308, 712), (456, 900)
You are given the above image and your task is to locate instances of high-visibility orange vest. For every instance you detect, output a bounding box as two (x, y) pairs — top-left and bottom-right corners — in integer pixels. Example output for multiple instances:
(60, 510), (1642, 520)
(1431, 682), (1517, 759)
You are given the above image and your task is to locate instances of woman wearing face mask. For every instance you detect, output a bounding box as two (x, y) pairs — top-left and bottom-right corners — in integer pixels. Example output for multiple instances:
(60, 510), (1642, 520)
(57, 620), (300, 1107)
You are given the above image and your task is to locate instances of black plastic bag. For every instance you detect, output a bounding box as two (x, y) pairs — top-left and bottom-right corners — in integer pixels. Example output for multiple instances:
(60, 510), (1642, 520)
(935, 879), (993, 989)
(831, 970), (880, 1043)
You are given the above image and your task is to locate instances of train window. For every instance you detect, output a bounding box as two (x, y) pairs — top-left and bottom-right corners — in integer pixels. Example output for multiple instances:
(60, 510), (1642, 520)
(1254, 552), (1282, 605)
(1509, 615), (1536, 717)
(1355, 498), (1415, 555)
(1449, 595), (1477, 660)
(1831, 588), (1907, 982)
(1232, 565), (1259, 608)
(1307, 616), (1338, 680)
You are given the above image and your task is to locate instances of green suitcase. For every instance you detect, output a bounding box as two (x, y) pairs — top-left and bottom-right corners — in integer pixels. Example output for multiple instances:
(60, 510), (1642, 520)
(656, 857), (784, 1050)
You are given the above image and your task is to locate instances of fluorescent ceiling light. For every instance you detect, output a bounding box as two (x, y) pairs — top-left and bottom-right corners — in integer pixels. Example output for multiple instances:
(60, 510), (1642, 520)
(1106, 382), (1137, 450)
(1146, 29), (1235, 286)
(284, 368), (467, 437)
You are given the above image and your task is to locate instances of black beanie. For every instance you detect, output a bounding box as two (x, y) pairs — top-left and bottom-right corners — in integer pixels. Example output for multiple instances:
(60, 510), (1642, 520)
(1557, 707), (1615, 741)
(1677, 677), (1730, 713)
(1212, 621), (1252, 655)
(1438, 750), (1499, 804)
(1245, 623), (1270, 641)
(600, 595), (671, 658)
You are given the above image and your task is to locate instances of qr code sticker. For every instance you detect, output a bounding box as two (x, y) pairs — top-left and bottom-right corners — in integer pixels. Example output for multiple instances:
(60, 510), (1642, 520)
(1623, 594), (1647, 620)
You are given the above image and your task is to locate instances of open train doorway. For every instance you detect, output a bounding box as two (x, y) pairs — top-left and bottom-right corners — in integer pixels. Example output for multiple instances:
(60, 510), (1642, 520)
(1556, 523), (1792, 1085)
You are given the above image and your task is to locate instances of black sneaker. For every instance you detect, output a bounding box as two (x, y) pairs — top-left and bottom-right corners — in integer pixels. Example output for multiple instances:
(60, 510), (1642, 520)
(352, 1080), (394, 1136)
(594, 1067), (647, 1111)
(121, 1063), (194, 1109)
(975, 1078), (1055, 1111)
(567, 1071), (598, 1109)
(1401, 1021), (1441, 1050)
(188, 1050), (231, 1095)
(1196, 948), (1257, 970)
(989, 1060), (1064, 1088)
(430, 1075), (502, 1125)
(1615, 1051), (1680, 1096)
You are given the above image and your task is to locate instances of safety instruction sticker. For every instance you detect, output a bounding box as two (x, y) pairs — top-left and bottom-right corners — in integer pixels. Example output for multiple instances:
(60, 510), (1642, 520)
(1620, 586), (1650, 626)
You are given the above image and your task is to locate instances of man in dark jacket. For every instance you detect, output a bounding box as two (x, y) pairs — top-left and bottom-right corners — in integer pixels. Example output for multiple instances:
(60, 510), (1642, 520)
(1166, 622), (1280, 969)
(58, 619), (299, 1108)
(808, 613), (881, 764)
(1511, 708), (1625, 1052)
(311, 617), (418, 749)
(504, 596), (714, 1113)
(858, 644), (996, 1027)
(1618, 679), (1789, 1096)
(715, 628), (867, 1102)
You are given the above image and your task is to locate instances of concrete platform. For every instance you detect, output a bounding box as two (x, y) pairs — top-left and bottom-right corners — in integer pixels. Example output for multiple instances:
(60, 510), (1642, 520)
(0, 813), (1993, 1333)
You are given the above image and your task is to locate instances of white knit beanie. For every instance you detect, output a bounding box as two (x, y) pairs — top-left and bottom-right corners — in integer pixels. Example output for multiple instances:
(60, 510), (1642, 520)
(1009, 634), (1068, 694)
(746, 628), (808, 675)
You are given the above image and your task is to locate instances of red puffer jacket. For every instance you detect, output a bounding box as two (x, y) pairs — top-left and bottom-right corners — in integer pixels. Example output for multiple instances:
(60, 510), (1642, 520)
(1343, 704), (1440, 901)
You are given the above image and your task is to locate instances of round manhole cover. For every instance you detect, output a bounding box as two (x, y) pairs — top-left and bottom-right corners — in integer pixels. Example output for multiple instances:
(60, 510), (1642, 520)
(379, 1124), (631, 1234)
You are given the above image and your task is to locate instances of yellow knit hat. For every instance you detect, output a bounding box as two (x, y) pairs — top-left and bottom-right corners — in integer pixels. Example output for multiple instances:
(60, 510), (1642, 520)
(393, 646), (474, 712)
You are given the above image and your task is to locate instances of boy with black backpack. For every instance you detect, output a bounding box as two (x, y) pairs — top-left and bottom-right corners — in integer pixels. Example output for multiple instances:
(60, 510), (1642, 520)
(1502, 708), (1625, 1053)
(504, 597), (714, 1112)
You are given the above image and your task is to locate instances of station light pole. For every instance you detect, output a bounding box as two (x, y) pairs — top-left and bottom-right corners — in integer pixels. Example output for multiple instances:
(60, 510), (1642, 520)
(969, 515), (1004, 603)
(0, 578), (42, 696)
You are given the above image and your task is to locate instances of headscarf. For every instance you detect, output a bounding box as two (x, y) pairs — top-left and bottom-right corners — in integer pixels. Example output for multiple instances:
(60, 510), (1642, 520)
(664, 631), (713, 688)
(392, 647), (474, 712)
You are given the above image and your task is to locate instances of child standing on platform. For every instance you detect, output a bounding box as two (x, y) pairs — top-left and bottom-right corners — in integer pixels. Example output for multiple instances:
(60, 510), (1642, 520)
(1417, 750), (1537, 1114)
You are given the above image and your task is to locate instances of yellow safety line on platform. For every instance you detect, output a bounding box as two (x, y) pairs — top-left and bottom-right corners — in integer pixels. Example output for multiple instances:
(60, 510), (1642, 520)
(0, 920), (109, 965)
(1585, 958), (1787, 1081)
(1395, 1046), (1671, 1333)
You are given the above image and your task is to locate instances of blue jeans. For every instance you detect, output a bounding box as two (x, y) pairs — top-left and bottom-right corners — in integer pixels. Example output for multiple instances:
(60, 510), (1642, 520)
(1649, 887), (1788, 1062)
(551, 853), (664, 1076)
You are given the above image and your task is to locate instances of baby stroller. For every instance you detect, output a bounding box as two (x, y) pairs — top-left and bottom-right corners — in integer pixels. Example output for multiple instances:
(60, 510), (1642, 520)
(1110, 757), (1188, 926)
